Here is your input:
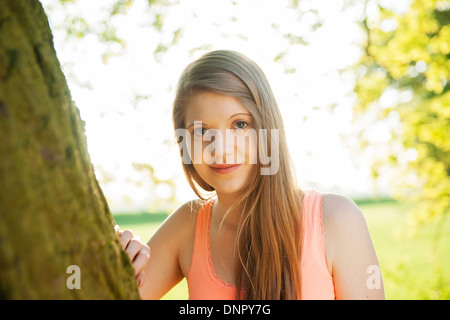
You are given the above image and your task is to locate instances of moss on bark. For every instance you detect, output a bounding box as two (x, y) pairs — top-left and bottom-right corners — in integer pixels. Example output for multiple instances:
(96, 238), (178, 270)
(0, 0), (139, 299)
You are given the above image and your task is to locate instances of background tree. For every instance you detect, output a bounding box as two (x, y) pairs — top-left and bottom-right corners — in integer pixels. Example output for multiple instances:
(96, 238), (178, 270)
(353, 0), (449, 229)
(0, 0), (139, 299)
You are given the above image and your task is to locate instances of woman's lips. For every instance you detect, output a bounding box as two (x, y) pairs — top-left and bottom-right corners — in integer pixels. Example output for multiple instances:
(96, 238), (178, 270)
(210, 164), (243, 174)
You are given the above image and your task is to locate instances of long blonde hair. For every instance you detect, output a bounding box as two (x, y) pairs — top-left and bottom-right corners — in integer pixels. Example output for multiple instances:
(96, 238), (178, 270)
(172, 50), (303, 299)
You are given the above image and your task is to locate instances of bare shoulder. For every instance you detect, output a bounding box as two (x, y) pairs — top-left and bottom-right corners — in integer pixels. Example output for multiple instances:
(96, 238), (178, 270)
(321, 193), (384, 299)
(322, 193), (367, 233)
(141, 199), (205, 299)
(152, 199), (204, 238)
(321, 193), (370, 270)
(169, 199), (204, 222)
(150, 199), (205, 276)
(147, 198), (204, 248)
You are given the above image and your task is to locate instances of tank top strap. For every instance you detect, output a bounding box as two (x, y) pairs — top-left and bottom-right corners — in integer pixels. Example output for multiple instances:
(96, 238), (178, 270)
(301, 189), (325, 255)
(300, 189), (334, 299)
(302, 190), (323, 228)
(190, 198), (214, 268)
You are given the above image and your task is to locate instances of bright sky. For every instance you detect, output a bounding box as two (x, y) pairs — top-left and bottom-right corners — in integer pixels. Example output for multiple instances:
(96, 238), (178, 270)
(41, 0), (397, 212)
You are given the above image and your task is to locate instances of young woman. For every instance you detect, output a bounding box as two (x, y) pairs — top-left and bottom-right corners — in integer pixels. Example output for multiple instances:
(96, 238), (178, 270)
(119, 50), (385, 300)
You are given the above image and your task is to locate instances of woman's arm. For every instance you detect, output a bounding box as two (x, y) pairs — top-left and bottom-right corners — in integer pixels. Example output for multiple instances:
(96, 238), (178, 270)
(137, 200), (199, 299)
(322, 193), (385, 300)
(119, 200), (199, 299)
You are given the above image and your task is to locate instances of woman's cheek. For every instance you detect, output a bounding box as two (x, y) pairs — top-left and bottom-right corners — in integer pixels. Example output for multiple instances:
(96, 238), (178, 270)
(187, 137), (204, 165)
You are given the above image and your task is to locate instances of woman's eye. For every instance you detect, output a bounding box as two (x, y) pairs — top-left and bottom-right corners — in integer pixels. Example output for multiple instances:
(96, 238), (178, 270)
(193, 127), (208, 136)
(234, 121), (248, 130)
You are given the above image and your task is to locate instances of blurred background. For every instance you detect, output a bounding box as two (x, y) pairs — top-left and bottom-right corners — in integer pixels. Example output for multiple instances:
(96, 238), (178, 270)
(40, 0), (449, 299)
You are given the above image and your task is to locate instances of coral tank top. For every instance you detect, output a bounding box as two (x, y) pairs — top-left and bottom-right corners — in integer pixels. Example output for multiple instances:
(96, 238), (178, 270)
(186, 190), (335, 300)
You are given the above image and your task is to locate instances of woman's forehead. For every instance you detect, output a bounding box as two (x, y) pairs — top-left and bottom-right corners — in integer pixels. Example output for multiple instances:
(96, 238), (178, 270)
(185, 91), (251, 125)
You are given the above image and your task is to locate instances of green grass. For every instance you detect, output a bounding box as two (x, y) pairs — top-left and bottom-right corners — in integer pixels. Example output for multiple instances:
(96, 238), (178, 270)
(358, 200), (450, 300)
(114, 199), (450, 300)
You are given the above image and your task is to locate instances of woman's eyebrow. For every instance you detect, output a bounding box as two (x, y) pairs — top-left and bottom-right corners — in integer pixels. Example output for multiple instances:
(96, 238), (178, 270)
(229, 112), (252, 119)
(186, 121), (207, 129)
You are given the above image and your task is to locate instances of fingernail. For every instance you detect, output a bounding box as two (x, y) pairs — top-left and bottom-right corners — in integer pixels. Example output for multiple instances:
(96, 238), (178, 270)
(136, 273), (142, 287)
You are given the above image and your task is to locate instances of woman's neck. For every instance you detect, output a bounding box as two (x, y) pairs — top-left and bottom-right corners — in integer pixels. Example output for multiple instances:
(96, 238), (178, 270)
(213, 192), (243, 231)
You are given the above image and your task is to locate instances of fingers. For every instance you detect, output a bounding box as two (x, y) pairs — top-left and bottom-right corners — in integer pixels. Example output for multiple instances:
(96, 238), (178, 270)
(136, 271), (145, 288)
(117, 228), (150, 269)
(115, 226), (151, 287)
(117, 227), (141, 262)
(133, 244), (150, 275)
(134, 245), (150, 288)
(119, 230), (133, 250)
(125, 236), (143, 262)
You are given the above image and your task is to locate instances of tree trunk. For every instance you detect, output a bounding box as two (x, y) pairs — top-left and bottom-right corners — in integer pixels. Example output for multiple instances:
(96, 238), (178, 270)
(0, 0), (139, 299)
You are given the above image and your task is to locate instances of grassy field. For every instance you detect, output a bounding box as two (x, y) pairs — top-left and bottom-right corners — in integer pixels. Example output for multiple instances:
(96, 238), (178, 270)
(113, 199), (450, 300)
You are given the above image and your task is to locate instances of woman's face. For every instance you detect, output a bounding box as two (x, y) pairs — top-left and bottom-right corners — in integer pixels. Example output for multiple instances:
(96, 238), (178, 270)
(185, 91), (258, 196)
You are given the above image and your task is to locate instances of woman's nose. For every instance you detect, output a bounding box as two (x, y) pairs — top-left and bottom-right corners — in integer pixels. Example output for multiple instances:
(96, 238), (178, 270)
(204, 129), (237, 164)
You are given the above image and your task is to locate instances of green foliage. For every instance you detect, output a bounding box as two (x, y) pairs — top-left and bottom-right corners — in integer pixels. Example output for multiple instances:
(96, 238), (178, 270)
(353, 0), (450, 226)
(43, 0), (177, 63)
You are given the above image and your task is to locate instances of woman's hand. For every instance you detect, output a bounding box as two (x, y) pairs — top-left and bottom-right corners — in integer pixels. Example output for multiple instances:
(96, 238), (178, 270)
(115, 225), (151, 288)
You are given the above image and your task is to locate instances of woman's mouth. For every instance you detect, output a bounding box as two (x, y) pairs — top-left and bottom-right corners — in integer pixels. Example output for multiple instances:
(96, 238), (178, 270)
(209, 164), (243, 174)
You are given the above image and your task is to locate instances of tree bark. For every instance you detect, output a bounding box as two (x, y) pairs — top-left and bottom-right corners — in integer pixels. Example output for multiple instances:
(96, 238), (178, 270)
(0, 0), (139, 299)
